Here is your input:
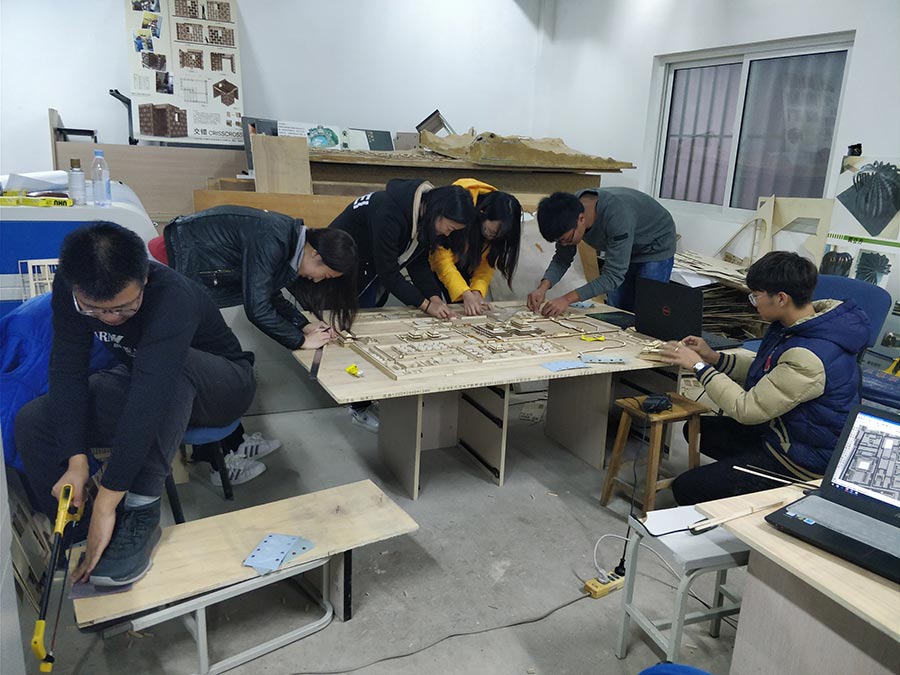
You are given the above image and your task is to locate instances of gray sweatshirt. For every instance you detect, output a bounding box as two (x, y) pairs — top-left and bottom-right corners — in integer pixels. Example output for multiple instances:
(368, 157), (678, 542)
(542, 187), (677, 301)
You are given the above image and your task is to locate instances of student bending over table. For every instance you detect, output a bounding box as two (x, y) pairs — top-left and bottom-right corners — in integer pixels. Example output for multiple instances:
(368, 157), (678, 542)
(429, 178), (522, 316)
(151, 205), (358, 483)
(658, 251), (869, 504)
(329, 180), (475, 431)
(16, 222), (257, 586)
(527, 188), (676, 315)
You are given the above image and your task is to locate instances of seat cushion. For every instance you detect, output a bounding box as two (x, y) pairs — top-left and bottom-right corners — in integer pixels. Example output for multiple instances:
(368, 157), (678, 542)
(182, 420), (240, 445)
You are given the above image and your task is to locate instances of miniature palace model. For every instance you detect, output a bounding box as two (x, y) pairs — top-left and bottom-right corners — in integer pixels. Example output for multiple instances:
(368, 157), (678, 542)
(335, 306), (643, 380)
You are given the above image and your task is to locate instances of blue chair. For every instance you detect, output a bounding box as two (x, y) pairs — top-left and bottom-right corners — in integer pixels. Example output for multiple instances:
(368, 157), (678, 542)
(742, 274), (892, 356)
(181, 420), (241, 501)
(812, 275), (891, 356)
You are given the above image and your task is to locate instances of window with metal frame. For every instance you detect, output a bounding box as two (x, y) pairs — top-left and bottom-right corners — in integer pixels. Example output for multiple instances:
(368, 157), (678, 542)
(656, 40), (851, 212)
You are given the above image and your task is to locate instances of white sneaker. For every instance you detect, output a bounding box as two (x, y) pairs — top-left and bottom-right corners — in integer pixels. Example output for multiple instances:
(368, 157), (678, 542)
(210, 454), (266, 487)
(350, 406), (379, 433)
(236, 432), (282, 460)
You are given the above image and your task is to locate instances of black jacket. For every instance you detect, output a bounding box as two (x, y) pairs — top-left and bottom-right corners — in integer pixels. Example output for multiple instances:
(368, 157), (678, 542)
(328, 178), (440, 307)
(49, 262), (253, 490)
(164, 205), (310, 349)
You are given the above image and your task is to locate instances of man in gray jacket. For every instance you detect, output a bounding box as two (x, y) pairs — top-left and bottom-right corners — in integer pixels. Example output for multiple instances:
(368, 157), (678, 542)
(527, 188), (677, 315)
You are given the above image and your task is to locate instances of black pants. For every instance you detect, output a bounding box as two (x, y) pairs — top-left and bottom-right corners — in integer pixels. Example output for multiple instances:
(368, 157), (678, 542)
(15, 349), (256, 519)
(671, 416), (790, 505)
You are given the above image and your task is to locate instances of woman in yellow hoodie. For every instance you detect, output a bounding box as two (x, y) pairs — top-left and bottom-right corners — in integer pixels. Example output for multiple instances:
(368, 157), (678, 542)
(429, 178), (522, 315)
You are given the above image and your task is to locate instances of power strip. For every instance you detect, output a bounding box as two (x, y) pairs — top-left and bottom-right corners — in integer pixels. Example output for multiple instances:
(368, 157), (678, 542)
(583, 573), (626, 599)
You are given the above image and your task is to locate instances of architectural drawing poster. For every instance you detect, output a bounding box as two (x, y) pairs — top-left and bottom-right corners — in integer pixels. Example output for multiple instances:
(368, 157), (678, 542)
(125, 0), (243, 145)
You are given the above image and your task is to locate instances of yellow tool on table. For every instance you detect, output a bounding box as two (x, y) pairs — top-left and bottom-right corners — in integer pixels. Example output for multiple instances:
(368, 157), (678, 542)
(32, 484), (83, 672)
(580, 335), (606, 342)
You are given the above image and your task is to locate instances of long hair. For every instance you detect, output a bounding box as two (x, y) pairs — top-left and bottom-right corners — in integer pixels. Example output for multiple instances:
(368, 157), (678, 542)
(458, 191), (522, 288)
(419, 185), (475, 257)
(287, 228), (359, 329)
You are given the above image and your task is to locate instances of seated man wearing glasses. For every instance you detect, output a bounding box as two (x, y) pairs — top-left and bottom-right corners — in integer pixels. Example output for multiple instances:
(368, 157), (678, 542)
(15, 222), (256, 586)
(657, 251), (870, 504)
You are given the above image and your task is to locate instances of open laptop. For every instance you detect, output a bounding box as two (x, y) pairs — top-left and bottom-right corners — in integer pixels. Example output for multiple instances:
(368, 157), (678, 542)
(630, 278), (743, 349)
(765, 405), (900, 582)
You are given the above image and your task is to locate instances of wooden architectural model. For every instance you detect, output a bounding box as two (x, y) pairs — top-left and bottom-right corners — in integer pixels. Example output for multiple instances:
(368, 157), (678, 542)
(336, 306), (627, 380)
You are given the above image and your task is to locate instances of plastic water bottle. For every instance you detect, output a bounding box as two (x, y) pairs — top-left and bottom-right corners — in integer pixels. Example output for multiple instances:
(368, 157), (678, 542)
(67, 158), (86, 205)
(90, 150), (112, 207)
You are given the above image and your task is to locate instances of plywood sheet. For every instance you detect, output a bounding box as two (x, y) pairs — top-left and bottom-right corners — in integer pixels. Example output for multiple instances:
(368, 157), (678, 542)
(73, 479), (417, 627)
(697, 486), (900, 638)
(251, 134), (313, 194)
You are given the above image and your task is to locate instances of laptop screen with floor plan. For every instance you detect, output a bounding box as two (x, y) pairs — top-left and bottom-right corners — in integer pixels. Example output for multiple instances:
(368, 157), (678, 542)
(830, 410), (900, 510)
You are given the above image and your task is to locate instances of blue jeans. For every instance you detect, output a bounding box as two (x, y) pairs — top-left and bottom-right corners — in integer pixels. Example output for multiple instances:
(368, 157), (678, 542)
(605, 256), (674, 311)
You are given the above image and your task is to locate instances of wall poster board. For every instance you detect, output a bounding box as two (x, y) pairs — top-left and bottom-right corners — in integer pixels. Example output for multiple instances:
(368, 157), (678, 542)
(125, 0), (243, 146)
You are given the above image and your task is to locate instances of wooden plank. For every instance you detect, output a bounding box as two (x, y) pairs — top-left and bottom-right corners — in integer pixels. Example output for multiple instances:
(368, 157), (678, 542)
(251, 135), (313, 195)
(378, 396), (423, 500)
(54, 141), (247, 225)
(72, 479), (418, 627)
(308, 162), (601, 194)
(545, 373), (612, 469)
(420, 391), (460, 451)
(696, 486), (900, 638)
(192, 190), (353, 228)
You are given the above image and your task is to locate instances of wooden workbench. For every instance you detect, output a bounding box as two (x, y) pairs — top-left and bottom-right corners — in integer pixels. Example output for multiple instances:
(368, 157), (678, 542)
(294, 303), (672, 499)
(696, 486), (900, 675)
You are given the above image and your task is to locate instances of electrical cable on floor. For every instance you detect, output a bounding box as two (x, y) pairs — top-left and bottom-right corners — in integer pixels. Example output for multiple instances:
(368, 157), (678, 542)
(287, 594), (590, 675)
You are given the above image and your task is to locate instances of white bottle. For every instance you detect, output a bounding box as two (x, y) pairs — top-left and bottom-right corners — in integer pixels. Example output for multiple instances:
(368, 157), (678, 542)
(67, 158), (86, 205)
(90, 150), (112, 207)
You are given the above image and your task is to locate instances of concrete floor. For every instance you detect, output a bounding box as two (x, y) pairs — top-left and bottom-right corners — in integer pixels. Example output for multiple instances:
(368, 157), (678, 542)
(16, 309), (741, 675)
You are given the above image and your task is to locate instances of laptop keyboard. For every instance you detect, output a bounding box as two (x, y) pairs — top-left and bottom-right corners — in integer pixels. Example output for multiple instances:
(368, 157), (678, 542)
(701, 331), (743, 350)
(788, 495), (900, 553)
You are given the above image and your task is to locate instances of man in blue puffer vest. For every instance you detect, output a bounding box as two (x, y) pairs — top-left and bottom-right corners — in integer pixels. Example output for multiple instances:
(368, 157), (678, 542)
(658, 251), (870, 504)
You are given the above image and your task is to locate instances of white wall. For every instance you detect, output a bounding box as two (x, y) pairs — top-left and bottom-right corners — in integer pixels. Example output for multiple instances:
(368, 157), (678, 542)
(532, 0), (900, 253)
(0, 0), (545, 176)
(3, 0), (897, 257)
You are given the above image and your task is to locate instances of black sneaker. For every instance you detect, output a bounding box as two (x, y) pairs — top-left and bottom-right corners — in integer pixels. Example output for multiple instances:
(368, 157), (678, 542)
(90, 500), (162, 587)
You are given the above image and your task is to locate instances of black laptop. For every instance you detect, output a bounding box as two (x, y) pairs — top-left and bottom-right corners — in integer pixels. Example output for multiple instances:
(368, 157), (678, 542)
(631, 278), (743, 349)
(765, 405), (900, 583)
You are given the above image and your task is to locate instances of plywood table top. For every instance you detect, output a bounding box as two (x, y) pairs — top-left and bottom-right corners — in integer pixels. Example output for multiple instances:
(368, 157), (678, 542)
(696, 486), (900, 639)
(73, 480), (418, 628)
(294, 303), (667, 404)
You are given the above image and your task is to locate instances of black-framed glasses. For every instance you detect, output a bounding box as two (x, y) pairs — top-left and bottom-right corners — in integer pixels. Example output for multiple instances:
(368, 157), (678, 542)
(72, 287), (144, 317)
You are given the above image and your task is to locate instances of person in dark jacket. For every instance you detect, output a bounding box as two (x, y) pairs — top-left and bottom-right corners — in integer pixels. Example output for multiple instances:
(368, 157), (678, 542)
(161, 205), (358, 351)
(15, 222), (257, 586)
(528, 188), (677, 315)
(328, 179), (475, 430)
(658, 251), (870, 504)
(329, 179), (475, 319)
(155, 205), (359, 473)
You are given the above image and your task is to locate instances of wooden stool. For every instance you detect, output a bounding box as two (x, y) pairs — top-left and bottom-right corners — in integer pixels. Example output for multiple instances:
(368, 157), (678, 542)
(600, 393), (710, 512)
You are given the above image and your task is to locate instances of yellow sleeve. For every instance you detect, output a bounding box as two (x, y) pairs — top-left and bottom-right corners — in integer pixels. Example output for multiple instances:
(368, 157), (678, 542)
(429, 246), (470, 301)
(469, 249), (495, 298)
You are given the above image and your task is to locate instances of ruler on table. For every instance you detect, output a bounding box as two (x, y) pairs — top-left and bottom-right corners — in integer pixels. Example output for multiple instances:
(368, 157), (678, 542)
(309, 347), (324, 380)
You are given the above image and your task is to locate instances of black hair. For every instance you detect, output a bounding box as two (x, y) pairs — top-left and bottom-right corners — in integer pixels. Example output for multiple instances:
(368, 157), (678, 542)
(287, 228), (359, 330)
(746, 251), (817, 306)
(536, 192), (584, 242)
(458, 191), (522, 288)
(58, 221), (149, 300)
(420, 185), (475, 256)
